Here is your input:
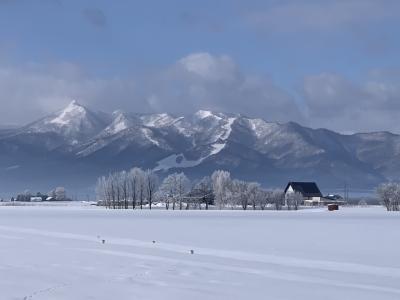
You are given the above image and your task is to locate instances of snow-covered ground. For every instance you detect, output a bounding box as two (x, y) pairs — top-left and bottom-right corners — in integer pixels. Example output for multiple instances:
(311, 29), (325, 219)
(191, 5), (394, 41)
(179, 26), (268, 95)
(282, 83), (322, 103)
(0, 205), (399, 300)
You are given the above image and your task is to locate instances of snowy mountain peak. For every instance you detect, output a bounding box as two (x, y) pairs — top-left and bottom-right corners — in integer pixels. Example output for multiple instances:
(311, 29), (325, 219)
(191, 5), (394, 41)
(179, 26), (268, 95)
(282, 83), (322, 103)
(104, 111), (135, 135)
(195, 110), (215, 119)
(112, 109), (123, 116)
(23, 100), (109, 142)
(49, 100), (87, 126)
(141, 113), (178, 128)
(69, 99), (78, 106)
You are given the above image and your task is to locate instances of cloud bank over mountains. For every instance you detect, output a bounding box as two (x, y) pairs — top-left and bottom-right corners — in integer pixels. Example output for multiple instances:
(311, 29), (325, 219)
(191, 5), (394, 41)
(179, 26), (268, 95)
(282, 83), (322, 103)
(0, 52), (399, 134)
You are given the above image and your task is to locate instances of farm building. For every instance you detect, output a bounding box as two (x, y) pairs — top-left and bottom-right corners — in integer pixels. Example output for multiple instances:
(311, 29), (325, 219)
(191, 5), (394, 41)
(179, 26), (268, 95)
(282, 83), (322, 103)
(30, 196), (43, 202)
(284, 182), (323, 206)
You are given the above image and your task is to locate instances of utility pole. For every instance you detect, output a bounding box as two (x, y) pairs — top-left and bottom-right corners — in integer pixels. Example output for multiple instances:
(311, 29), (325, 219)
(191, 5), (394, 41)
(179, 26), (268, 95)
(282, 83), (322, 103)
(344, 182), (349, 203)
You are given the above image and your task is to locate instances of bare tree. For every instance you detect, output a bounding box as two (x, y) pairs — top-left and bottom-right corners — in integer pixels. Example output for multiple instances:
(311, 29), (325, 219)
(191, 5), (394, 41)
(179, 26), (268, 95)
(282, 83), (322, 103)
(137, 171), (146, 209)
(129, 167), (143, 209)
(194, 176), (213, 210)
(145, 169), (158, 210)
(104, 176), (112, 208)
(394, 186), (400, 211)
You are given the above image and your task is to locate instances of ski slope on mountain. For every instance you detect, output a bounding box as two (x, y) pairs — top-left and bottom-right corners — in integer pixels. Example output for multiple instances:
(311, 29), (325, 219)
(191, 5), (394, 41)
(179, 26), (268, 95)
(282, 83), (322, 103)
(0, 205), (399, 300)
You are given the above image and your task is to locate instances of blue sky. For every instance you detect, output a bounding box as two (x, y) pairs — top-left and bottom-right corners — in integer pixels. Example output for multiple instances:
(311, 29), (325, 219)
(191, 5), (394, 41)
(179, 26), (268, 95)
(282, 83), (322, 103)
(0, 0), (400, 133)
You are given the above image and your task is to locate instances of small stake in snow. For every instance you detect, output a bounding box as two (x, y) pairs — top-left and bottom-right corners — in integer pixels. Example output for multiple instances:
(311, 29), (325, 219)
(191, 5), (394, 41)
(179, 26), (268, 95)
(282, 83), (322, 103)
(190, 250), (194, 254)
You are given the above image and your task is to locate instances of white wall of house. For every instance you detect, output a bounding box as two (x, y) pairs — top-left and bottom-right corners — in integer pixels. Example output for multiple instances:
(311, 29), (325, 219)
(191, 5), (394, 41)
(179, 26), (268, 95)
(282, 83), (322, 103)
(30, 197), (42, 202)
(286, 185), (294, 194)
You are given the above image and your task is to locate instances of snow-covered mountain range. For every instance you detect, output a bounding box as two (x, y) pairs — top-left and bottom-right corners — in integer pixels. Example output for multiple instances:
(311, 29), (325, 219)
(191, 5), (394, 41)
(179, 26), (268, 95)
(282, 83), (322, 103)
(1, 100), (399, 194)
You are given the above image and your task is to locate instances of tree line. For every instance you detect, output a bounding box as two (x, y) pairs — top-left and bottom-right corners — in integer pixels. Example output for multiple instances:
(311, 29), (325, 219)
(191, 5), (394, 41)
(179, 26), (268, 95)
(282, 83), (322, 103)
(95, 168), (295, 210)
(14, 187), (69, 202)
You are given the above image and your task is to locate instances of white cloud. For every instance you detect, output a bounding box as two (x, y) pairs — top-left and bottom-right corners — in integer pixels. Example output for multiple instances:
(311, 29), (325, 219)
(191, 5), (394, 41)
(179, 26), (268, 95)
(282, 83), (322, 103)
(0, 53), (303, 125)
(303, 72), (400, 133)
(178, 52), (237, 82)
(2, 53), (399, 134)
(0, 62), (137, 124)
(142, 53), (303, 123)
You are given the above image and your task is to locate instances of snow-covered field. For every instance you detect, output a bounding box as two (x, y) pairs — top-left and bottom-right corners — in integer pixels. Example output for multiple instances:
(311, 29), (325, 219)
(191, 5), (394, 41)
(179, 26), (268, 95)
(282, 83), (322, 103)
(0, 205), (399, 300)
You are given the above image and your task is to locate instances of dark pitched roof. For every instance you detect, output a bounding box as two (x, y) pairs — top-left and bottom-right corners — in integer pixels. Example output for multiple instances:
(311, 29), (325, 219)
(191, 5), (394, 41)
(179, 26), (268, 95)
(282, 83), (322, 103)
(284, 182), (322, 197)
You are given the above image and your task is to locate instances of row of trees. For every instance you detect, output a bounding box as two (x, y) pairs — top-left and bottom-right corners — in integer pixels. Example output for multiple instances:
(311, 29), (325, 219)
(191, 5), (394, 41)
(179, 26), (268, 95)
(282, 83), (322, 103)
(377, 182), (400, 211)
(211, 170), (288, 210)
(96, 168), (158, 209)
(96, 168), (292, 210)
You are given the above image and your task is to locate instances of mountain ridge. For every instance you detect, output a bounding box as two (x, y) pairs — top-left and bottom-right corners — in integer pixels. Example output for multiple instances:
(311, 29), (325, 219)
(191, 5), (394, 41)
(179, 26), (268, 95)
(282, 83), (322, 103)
(0, 100), (398, 195)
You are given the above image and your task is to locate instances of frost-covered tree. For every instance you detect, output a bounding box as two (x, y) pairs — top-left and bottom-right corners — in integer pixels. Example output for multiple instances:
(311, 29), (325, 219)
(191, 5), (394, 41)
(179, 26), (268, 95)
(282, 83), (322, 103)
(16, 190), (32, 202)
(116, 173), (123, 208)
(176, 172), (190, 210)
(100, 175), (113, 208)
(138, 170), (146, 209)
(119, 171), (130, 209)
(211, 170), (232, 209)
(159, 173), (178, 210)
(110, 173), (119, 209)
(231, 179), (248, 210)
(55, 187), (67, 201)
(129, 167), (144, 209)
(248, 182), (261, 210)
(286, 191), (303, 210)
(258, 190), (272, 210)
(377, 182), (400, 211)
(158, 172), (189, 210)
(95, 175), (109, 207)
(272, 189), (285, 210)
(96, 167), (311, 212)
(95, 167), (149, 209)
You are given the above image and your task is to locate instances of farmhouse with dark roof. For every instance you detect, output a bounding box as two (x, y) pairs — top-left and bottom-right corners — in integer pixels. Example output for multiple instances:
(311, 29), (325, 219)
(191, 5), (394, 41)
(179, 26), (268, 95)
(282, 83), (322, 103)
(284, 182), (323, 206)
